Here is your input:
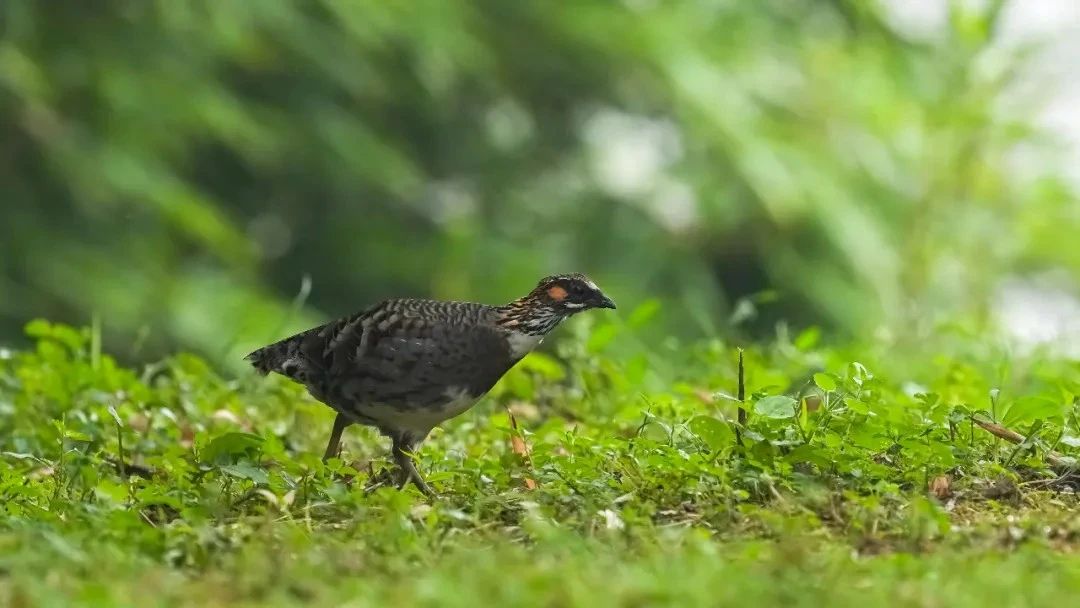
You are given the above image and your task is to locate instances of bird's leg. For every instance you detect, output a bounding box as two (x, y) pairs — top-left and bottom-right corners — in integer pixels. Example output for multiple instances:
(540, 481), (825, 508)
(322, 413), (351, 462)
(391, 432), (434, 497)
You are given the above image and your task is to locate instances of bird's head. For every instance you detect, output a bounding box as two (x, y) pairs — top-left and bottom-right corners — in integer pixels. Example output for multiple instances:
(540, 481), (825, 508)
(499, 273), (616, 336)
(528, 273), (617, 313)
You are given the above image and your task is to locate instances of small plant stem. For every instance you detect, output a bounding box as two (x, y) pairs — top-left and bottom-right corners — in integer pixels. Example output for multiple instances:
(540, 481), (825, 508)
(736, 349), (746, 446)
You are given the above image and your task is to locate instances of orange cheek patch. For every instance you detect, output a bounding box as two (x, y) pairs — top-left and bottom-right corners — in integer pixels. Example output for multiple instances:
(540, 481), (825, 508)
(547, 286), (568, 302)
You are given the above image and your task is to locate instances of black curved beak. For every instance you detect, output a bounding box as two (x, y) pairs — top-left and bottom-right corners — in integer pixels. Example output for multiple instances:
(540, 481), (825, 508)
(592, 294), (617, 310)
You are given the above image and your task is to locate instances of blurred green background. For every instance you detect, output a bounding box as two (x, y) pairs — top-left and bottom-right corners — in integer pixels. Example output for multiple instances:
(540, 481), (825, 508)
(2, 0), (1079, 366)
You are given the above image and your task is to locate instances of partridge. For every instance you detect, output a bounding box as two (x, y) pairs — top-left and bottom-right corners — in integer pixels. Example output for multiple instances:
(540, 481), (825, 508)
(246, 273), (615, 495)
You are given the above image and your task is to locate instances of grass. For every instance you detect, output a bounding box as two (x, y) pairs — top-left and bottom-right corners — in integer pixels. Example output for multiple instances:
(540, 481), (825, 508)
(2, 314), (1080, 607)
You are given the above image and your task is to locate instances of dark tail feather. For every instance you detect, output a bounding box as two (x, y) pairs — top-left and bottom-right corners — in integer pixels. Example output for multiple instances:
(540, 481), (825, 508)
(245, 325), (325, 378)
(245, 343), (284, 376)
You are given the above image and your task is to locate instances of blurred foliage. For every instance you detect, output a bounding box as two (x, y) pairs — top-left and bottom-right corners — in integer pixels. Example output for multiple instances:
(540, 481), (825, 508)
(2, 0), (1078, 365)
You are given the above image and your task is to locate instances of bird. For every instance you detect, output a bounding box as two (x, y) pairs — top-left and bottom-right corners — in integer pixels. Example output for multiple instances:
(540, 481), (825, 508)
(245, 273), (616, 495)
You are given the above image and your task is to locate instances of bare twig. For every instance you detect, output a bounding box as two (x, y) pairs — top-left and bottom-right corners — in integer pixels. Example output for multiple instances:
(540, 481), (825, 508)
(971, 417), (1072, 470)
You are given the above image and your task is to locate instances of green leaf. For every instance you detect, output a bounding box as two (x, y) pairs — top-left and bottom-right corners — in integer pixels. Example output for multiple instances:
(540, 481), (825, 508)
(586, 324), (619, 352)
(624, 354), (649, 386)
(220, 464), (269, 484)
(95, 479), (128, 503)
(24, 319), (52, 338)
(848, 362), (873, 386)
(784, 444), (831, 467)
(1002, 397), (1064, 426)
(688, 415), (735, 450)
(135, 489), (183, 510)
(813, 373), (837, 392)
(64, 430), (93, 442)
(496, 367), (535, 399)
(637, 416), (671, 443)
(202, 432), (264, 464)
(794, 326), (821, 350)
(627, 299), (661, 328)
(519, 352), (566, 380)
(754, 395), (797, 419)
(845, 398), (869, 415)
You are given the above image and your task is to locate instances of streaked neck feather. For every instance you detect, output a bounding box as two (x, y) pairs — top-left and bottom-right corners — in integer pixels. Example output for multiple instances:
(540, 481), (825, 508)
(496, 297), (566, 358)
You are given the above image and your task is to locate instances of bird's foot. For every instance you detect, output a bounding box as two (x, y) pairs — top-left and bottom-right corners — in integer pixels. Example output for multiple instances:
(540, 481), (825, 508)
(397, 467), (435, 498)
(390, 452), (436, 498)
(360, 463), (435, 498)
